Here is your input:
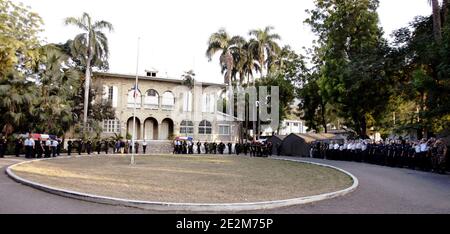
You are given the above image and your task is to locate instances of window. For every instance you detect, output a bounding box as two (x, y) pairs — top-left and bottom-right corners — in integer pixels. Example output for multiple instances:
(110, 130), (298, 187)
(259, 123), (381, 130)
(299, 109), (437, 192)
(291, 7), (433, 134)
(218, 125), (230, 135)
(103, 119), (120, 133)
(162, 91), (175, 110)
(199, 120), (212, 134)
(202, 93), (215, 113)
(180, 120), (194, 134)
(103, 119), (121, 133)
(108, 86), (113, 102)
(127, 89), (142, 108)
(183, 91), (193, 112)
(144, 89), (159, 109)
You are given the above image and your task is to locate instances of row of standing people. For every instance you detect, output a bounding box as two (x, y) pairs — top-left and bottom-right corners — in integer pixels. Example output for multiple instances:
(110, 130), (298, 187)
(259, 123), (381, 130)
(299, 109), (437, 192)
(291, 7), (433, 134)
(0, 136), (62, 158)
(172, 140), (274, 157)
(312, 138), (448, 174)
(0, 136), (153, 158)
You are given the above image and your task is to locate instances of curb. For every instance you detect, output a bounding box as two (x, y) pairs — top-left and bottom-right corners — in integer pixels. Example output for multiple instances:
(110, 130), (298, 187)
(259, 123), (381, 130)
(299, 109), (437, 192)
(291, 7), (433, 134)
(6, 156), (359, 212)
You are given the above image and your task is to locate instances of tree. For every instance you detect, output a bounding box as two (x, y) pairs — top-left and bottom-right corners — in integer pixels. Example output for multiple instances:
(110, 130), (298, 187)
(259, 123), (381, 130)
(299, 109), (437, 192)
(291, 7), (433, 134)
(64, 13), (113, 132)
(0, 0), (43, 77)
(206, 28), (244, 85)
(305, 0), (393, 137)
(248, 26), (281, 78)
(32, 44), (81, 136)
(181, 70), (196, 89)
(430, 0), (443, 43)
(391, 10), (450, 137)
(0, 0), (42, 136)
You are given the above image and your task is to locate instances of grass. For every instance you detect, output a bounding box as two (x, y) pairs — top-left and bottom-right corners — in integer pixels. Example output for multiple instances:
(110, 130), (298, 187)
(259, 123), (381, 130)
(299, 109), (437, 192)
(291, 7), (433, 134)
(11, 155), (353, 203)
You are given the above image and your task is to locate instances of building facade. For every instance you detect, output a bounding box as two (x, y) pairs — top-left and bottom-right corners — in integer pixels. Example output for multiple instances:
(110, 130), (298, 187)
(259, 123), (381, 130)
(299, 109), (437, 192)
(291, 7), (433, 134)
(93, 71), (240, 143)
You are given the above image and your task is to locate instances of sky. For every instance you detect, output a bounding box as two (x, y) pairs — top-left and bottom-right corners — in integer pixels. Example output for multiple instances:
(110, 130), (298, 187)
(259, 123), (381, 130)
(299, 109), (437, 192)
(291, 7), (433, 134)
(16, 0), (431, 84)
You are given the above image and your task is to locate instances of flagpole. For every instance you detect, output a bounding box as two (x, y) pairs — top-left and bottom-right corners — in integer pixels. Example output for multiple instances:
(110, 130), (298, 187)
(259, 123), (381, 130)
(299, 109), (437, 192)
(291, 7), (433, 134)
(131, 37), (140, 165)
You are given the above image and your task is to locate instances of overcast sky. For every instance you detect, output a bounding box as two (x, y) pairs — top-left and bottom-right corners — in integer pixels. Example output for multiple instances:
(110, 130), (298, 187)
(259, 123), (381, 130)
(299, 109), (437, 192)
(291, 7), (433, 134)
(17, 0), (431, 84)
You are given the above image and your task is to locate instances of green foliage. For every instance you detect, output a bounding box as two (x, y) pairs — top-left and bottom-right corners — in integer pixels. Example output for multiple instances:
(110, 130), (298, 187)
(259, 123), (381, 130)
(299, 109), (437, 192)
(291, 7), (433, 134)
(0, 0), (43, 77)
(181, 70), (196, 89)
(303, 0), (393, 137)
(256, 73), (295, 129)
(391, 9), (450, 137)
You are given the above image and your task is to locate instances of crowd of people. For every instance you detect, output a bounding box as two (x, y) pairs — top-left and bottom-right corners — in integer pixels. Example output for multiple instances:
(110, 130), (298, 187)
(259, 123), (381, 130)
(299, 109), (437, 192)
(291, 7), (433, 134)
(0, 135), (62, 159)
(2, 134), (447, 174)
(0, 136), (152, 158)
(311, 138), (448, 174)
(172, 140), (274, 157)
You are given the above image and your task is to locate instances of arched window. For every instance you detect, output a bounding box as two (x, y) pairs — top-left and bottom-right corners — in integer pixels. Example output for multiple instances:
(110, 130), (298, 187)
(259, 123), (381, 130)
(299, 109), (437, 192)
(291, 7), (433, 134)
(180, 120), (194, 134)
(144, 89), (159, 109)
(199, 120), (212, 134)
(127, 89), (142, 108)
(161, 91), (175, 110)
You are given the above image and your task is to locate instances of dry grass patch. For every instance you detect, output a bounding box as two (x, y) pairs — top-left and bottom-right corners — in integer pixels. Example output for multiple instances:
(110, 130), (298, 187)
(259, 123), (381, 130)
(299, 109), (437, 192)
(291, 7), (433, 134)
(12, 155), (353, 203)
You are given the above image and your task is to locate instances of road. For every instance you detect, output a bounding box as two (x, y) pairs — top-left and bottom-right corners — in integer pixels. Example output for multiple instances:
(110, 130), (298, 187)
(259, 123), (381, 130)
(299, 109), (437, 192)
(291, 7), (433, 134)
(1, 155), (449, 214)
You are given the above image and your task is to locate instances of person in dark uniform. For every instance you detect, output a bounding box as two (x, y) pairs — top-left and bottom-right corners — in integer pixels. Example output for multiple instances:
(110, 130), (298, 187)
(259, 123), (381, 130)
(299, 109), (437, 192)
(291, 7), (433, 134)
(196, 141), (201, 154)
(219, 142), (224, 154)
(235, 143), (241, 155)
(189, 141), (194, 154)
(243, 142), (249, 156)
(67, 140), (73, 156)
(204, 142), (209, 154)
(135, 141), (139, 154)
(77, 140), (83, 155)
(0, 136), (7, 158)
(35, 138), (43, 158)
(227, 143), (232, 154)
(15, 138), (23, 157)
(103, 140), (109, 155)
(142, 140), (147, 154)
(57, 139), (61, 156)
(213, 142), (218, 154)
(86, 139), (92, 155)
(96, 140), (101, 155)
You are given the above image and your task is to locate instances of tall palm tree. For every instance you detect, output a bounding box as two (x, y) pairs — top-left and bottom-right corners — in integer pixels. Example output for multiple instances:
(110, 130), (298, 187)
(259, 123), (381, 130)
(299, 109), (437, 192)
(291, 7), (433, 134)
(64, 13), (113, 132)
(206, 29), (244, 85)
(248, 26), (281, 78)
(429, 0), (443, 43)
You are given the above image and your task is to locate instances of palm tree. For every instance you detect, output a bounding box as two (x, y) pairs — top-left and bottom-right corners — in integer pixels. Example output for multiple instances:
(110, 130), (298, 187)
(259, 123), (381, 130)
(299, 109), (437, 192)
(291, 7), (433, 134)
(64, 13), (113, 132)
(206, 29), (244, 85)
(429, 0), (443, 43)
(248, 26), (281, 78)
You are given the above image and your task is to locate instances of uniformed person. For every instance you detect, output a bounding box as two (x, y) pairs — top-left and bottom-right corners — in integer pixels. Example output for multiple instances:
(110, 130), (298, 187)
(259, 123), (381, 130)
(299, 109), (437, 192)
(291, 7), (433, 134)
(104, 140), (109, 155)
(204, 142), (209, 154)
(227, 143), (232, 154)
(77, 139), (83, 155)
(196, 141), (201, 154)
(86, 139), (92, 155)
(135, 141), (139, 154)
(35, 138), (44, 158)
(96, 140), (102, 155)
(142, 140), (147, 154)
(67, 140), (73, 156)
(51, 139), (58, 157)
(0, 136), (7, 158)
(24, 136), (34, 158)
(433, 139), (448, 174)
(235, 143), (241, 155)
(15, 138), (23, 157)
(57, 139), (61, 156)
